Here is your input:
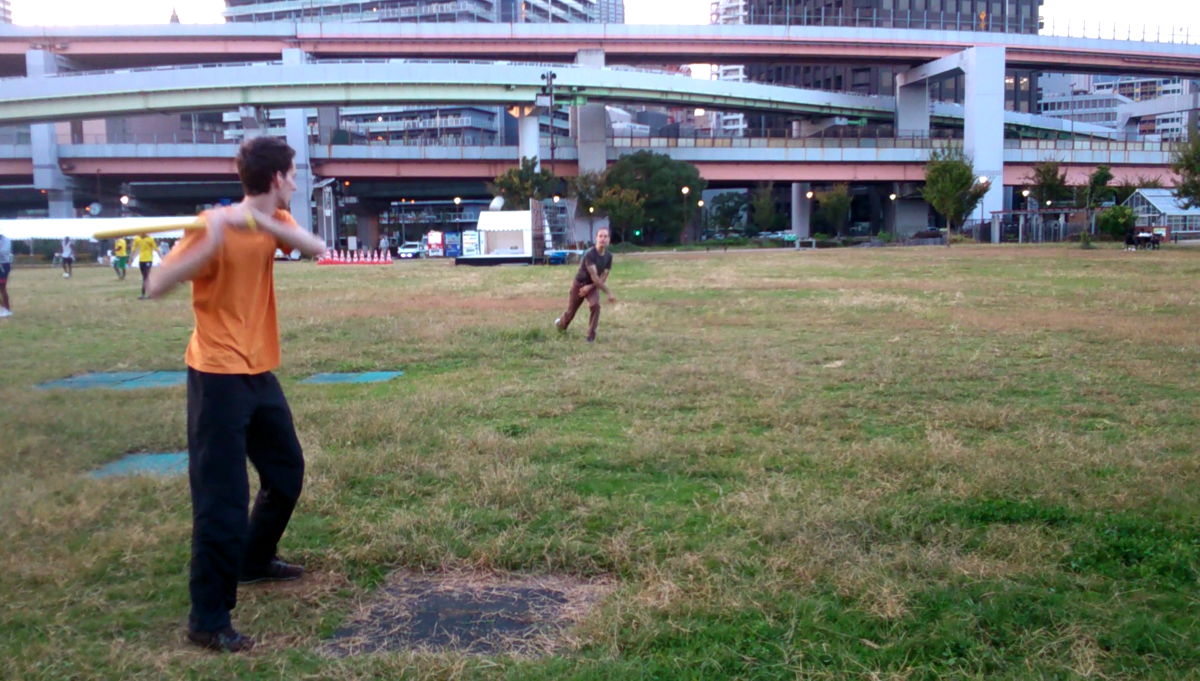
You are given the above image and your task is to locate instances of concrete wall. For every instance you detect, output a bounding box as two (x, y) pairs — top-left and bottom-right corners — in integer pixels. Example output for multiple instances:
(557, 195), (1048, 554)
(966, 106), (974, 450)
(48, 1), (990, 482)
(893, 199), (929, 237)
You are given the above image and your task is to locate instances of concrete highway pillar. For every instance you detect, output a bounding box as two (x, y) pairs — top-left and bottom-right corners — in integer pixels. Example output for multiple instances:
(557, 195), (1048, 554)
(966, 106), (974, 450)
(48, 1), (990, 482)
(282, 48), (314, 232)
(791, 182), (811, 241)
(570, 50), (608, 175)
(238, 105), (266, 140)
(884, 184), (898, 234)
(516, 107), (543, 170)
(317, 107), (340, 145)
(964, 46), (1006, 225)
(790, 121), (811, 241)
(895, 74), (930, 137)
(26, 50), (76, 217)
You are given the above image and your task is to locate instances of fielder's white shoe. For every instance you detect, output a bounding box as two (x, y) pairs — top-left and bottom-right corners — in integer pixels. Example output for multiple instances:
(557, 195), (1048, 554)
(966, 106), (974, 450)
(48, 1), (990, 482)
(0, 308), (11, 318)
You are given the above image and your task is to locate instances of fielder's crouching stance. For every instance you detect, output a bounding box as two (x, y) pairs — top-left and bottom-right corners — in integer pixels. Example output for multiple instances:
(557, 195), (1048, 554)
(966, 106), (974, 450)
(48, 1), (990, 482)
(148, 136), (326, 653)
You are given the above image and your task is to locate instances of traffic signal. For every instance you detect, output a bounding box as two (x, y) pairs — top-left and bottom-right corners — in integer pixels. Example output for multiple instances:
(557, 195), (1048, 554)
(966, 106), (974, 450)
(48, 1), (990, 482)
(634, 229), (642, 237)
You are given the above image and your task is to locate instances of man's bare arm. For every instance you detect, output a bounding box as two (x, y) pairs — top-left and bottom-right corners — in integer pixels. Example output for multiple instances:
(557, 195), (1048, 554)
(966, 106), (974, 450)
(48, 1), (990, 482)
(146, 215), (227, 299)
(246, 208), (327, 258)
(587, 263), (615, 302)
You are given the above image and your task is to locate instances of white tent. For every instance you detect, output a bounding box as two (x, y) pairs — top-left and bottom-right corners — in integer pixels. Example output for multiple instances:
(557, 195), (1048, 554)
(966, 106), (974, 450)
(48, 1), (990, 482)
(0, 217), (188, 241)
(475, 211), (533, 256)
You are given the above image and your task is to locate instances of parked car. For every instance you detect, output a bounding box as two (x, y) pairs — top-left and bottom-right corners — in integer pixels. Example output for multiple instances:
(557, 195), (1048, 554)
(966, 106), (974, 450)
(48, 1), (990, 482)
(397, 241), (423, 259)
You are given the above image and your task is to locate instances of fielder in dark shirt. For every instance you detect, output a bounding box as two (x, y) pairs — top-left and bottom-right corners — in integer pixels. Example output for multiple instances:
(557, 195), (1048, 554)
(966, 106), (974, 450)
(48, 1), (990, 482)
(555, 228), (616, 342)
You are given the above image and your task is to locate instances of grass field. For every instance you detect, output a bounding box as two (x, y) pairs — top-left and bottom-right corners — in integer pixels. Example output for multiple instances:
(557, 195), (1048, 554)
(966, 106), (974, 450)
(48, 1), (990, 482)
(2, 245), (1199, 680)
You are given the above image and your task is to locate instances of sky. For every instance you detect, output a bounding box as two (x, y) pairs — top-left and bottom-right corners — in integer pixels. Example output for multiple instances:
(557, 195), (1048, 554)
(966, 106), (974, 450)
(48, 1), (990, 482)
(9, 0), (1200, 33)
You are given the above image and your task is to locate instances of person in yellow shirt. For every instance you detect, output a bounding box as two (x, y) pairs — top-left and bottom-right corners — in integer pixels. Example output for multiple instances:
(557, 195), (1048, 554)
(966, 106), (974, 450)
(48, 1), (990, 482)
(111, 238), (128, 280)
(130, 234), (156, 299)
(149, 136), (325, 654)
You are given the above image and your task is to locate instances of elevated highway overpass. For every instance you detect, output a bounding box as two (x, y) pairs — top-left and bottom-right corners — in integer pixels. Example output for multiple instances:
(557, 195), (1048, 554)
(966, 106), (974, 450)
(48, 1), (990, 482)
(1, 23), (1199, 77)
(0, 138), (1176, 186)
(5, 21), (1195, 228)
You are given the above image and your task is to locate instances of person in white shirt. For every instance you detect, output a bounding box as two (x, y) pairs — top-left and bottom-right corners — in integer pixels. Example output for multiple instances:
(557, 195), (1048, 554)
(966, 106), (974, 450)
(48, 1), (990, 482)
(378, 235), (389, 254)
(0, 232), (12, 317)
(61, 237), (74, 278)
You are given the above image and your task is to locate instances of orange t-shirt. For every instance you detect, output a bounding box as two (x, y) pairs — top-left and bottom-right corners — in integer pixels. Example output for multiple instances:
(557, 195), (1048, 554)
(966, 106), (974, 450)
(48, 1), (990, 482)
(164, 209), (298, 375)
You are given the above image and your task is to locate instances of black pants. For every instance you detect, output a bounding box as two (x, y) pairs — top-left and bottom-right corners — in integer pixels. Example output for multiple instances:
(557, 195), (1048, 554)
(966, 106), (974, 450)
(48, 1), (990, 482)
(187, 368), (305, 632)
(139, 261), (152, 295)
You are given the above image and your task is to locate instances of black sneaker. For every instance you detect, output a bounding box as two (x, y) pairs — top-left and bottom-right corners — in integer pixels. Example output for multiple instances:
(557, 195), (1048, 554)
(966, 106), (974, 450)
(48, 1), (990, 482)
(187, 626), (255, 653)
(239, 558), (304, 585)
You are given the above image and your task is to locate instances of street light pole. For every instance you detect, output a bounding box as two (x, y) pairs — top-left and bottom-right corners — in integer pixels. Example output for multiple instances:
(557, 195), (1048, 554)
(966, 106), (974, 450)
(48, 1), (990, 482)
(681, 186), (691, 242)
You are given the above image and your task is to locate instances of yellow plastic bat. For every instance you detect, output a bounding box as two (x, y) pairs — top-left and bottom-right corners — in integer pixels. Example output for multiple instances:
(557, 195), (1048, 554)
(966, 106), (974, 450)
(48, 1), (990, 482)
(91, 217), (206, 240)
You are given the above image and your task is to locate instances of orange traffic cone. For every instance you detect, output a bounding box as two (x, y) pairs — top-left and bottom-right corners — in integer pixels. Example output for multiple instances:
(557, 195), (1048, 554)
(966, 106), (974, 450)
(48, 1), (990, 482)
(386, 249), (393, 263)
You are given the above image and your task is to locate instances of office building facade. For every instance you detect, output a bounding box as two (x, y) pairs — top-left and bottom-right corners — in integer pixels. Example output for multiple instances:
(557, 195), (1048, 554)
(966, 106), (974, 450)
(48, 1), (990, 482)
(710, 0), (749, 137)
(224, 0), (606, 24)
(743, 0), (1044, 132)
(0, 0), (12, 24)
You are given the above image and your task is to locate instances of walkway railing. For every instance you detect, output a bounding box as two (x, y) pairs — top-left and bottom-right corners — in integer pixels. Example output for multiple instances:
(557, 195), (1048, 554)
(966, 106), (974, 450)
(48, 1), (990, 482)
(0, 129), (1181, 154)
(216, 12), (1198, 45)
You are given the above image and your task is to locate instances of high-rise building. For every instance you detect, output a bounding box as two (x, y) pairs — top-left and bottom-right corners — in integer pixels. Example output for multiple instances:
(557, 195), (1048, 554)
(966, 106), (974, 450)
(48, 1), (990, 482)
(743, 0), (1044, 132)
(224, 0), (606, 23)
(1040, 76), (1198, 141)
(0, 0), (12, 24)
(597, 0), (624, 23)
(710, 0), (749, 137)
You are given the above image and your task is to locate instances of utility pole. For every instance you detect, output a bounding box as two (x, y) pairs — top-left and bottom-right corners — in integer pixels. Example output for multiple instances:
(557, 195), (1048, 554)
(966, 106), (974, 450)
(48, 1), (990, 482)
(540, 70), (558, 177)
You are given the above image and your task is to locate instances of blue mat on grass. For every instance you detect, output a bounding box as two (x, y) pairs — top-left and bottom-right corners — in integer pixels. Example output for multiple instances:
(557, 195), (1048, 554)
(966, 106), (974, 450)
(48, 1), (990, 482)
(38, 371), (186, 390)
(301, 371), (403, 384)
(91, 452), (188, 479)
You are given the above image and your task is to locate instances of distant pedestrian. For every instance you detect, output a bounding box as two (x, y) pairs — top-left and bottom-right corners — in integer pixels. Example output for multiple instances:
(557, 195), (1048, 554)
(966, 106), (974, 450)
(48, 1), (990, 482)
(0, 231), (12, 317)
(112, 238), (128, 280)
(61, 237), (74, 278)
(130, 233), (157, 299)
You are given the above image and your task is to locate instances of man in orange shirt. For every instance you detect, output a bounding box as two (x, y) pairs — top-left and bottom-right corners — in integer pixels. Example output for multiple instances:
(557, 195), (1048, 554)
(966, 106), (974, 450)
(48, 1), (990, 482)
(149, 136), (325, 653)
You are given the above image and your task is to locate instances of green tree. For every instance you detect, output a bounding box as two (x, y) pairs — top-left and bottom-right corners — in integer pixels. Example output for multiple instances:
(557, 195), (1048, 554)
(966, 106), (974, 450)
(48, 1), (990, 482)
(604, 150), (706, 244)
(921, 149), (989, 243)
(1113, 173), (1161, 206)
(568, 171), (606, 240)
(710, 191), (748, 234)
(817, 183), (854, 238)
(489, 157), (559, 210)
(1113, 174), (1164, 205)
(1171, 135), (1200, 209)
(1097, 205), (1137, 241)
(1084, 165), (1114, 208)
(1080, 165), (1115, 234)
(750, 182), (777, 236)
(1028, 160), (1071, 209)
(594, 187), (646, 245)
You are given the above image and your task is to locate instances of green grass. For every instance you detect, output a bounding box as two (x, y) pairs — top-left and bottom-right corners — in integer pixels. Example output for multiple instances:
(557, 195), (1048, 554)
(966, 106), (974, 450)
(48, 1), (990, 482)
(3, 244), (1200, 679)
